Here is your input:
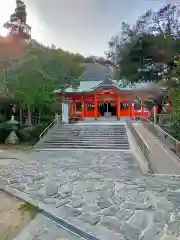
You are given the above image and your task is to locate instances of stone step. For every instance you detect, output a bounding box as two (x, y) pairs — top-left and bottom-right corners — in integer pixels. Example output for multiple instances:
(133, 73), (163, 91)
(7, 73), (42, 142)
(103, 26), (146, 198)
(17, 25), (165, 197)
(55, 127), (126, 130)
(44, 143), (129, 147)
(36, 124), (130, 150)
(41, 144), (129, 149)
(47, 139), (128, 143)
(44, 139), (129, 145)
(51, 133), (127, 136)
(54, 132), (127, 136)
(43, 142), (129, 146)
(50, 136), (128, 139)
(58, 125), (126, 128)
(56, 127), (126, 130)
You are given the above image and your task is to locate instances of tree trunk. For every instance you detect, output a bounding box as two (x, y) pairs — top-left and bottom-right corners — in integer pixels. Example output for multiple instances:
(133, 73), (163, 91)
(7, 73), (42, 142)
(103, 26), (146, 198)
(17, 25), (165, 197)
(27, 106), (32, 125)
(20, 107), (22, 127)
(38, 108), (42, 124)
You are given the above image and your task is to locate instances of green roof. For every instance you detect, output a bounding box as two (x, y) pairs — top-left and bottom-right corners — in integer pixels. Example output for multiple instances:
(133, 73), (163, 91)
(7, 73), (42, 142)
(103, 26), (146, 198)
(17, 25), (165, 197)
(55, 77), (144, 93)
(54, 63), (154, 93)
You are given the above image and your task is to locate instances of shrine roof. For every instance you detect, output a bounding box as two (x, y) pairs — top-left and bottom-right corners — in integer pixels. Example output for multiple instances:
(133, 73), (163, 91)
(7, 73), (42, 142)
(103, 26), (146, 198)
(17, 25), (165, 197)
(54, 77), (152, 94)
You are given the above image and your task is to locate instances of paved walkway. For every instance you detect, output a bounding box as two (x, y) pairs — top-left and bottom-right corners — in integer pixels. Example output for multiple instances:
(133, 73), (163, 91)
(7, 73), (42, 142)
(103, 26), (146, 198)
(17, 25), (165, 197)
(134, 123), (180, 174)
(14, 214), (81, 240)
(1, 150), (180, 239)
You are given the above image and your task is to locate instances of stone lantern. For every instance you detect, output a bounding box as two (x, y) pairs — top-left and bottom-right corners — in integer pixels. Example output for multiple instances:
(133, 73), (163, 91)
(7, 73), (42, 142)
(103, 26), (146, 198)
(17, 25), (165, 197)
(5, 116), (19, 145)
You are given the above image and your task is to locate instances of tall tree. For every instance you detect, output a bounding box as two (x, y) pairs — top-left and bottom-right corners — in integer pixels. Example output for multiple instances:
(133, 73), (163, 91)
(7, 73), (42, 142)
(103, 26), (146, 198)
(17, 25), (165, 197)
(107, 4), (180, 83)
(4, 0), (31, 41)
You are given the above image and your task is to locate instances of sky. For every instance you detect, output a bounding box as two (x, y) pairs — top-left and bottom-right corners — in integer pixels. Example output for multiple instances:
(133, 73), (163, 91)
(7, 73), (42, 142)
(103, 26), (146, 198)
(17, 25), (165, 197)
(0, 0), (175, 57)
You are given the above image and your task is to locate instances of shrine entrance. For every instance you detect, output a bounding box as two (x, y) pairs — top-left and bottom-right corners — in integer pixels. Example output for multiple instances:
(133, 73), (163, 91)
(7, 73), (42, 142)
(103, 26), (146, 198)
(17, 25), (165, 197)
(99, 102), (117, 117)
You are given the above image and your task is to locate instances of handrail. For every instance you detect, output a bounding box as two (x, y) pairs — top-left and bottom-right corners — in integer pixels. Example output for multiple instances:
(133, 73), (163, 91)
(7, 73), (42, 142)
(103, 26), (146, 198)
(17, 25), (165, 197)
(39, 118), (57, 139)
(141, 117), (180, 159)
(126, 119), (150, 166)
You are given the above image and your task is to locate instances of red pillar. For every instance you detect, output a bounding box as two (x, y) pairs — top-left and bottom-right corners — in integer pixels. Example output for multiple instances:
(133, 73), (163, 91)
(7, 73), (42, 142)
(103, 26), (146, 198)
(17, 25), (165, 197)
(94, 96), (98, 119)
(131, 103), (135, 119)
(128, 102), (131, 117)
(72, 101), (76, 116)
(117, 95), (121, 120)
(81, 96), (85, 120)
(71, 101), (74, 117)
(170, 103), (172, 113)
(73, 102), (76, 113)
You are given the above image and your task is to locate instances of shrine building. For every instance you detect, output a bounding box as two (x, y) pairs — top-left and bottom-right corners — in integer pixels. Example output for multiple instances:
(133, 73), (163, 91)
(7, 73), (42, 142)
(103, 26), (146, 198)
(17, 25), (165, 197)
(55, 76), (156, 120)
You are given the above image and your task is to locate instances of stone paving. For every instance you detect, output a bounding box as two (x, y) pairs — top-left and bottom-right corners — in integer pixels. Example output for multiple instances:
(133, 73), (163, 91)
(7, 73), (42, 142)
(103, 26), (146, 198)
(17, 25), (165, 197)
(1, 150), (180, 239)
(14, 213), (81, 240)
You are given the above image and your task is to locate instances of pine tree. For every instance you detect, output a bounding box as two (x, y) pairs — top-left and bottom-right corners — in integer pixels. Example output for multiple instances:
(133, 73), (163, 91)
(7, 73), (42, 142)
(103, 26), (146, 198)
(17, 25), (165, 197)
(3, 0), (31, 40)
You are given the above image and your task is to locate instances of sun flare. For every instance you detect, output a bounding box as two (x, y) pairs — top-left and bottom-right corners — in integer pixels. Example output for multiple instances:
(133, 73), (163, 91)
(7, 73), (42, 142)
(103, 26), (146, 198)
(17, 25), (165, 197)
(0, 27), (9, 37)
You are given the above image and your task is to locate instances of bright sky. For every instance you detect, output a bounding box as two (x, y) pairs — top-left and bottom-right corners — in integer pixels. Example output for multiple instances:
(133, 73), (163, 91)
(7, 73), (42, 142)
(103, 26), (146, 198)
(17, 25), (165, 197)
(0, 0), (47, 43)
(0, 0), (175, 57)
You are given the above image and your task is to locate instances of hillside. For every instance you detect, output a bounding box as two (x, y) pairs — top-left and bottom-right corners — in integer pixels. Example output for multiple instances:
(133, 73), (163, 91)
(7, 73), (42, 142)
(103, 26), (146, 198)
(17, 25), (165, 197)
(80, 62), (113, 81)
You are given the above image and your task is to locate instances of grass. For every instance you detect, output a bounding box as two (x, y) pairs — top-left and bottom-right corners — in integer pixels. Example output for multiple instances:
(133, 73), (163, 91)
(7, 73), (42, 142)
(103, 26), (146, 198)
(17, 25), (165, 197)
(19, 202), (40, 219)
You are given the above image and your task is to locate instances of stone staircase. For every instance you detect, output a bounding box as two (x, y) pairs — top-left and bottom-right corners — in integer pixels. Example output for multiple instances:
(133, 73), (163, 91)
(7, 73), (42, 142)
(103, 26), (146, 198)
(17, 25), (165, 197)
(35, 124), (130, 149)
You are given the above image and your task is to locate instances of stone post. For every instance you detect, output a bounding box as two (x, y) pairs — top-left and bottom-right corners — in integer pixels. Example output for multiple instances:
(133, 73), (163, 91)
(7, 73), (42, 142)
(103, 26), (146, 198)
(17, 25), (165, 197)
(55, 113), (61, 127)
(153, 106), (157, 124)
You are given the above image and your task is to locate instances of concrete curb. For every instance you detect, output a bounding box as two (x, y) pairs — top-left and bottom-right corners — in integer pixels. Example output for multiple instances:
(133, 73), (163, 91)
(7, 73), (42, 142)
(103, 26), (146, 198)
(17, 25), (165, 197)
(13, 213), (81, 240)
(125, 124), (151, 175)
(13, 214), (42, 240)
(0, 182), (124, 240)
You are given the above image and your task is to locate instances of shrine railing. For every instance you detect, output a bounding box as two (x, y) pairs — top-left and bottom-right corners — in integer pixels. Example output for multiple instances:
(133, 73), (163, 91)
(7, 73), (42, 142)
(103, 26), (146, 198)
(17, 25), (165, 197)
(39, 114), (61, 139)
(141, 117), (180, 160)
(126, 119), (150, 166)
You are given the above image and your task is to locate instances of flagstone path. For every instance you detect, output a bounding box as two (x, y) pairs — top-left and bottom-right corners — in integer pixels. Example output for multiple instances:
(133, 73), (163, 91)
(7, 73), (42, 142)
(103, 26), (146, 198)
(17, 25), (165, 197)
(1, 150), (180, 239)
(14, 213), (81, 240)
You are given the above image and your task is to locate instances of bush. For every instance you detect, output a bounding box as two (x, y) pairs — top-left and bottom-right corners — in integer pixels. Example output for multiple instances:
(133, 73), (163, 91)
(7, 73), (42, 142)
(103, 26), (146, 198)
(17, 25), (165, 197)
(29, 123), (47, 140)
(169, 120), (180, 140)
(0, 128), (11, 143)
(16, 123), (48, 143)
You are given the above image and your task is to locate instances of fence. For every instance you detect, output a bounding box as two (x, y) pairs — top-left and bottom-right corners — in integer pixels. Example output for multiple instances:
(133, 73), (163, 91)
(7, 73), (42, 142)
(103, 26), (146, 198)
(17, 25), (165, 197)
(141, 117), (180, 159)
(126, 119), (150, 164)
(156, 114), (171, 127)
(21, 115), (55, 129)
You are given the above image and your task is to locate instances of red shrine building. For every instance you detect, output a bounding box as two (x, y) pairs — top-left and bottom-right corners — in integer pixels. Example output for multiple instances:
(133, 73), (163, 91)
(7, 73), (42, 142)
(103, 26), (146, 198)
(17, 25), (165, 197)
(55, 76), (155, 120)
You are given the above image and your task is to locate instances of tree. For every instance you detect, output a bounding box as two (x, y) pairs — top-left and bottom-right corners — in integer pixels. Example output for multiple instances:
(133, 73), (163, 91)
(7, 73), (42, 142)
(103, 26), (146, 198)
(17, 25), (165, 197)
(4, 0), (31, 41)
(28, 44), (84, 91)
(3, 41), (85, 124)
(0, 0), (32, 100)
(107, 4), (180, 83)
(105, 4), (180, 117)
(6, 53), (55, 124)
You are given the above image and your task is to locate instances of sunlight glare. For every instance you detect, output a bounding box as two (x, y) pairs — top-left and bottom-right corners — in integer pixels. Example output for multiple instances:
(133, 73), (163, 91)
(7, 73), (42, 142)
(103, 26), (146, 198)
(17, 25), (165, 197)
(0, 27), (9, 37)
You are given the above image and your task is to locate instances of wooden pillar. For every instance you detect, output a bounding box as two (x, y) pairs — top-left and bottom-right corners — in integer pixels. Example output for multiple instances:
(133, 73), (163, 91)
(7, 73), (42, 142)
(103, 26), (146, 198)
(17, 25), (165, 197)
(128, 103), (130, 117)
(153, 106), (157, 124)
(131, 103), (135, 119)
(170, 103), (172, 113)
(73, 102), (76, 113)
(84, 102), (87, 116)
(141, 104), (144, 118)
(94, 96), (98, 119)
(117, 95), (120, 120)
(81, 96), (85, 120)
(71, 101), (75, 116)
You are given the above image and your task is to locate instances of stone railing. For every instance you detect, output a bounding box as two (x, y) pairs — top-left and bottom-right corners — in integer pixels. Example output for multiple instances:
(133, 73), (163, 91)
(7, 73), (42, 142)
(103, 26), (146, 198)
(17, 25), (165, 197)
(126, 119), (150, 164)
(141, 117), (180, 159)
(39, 114), (61, 139)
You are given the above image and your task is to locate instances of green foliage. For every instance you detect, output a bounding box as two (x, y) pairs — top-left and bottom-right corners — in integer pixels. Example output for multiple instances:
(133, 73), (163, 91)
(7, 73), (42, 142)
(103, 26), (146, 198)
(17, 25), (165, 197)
(19, 202), (40, 219)
(107, 4), (180, 83)
(106, 3), (180, 137)
(1, 42), (84, 109)
(1, 0), (84, 112)
(7, 54), (55, 108)
(4, 0), (31, 40)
